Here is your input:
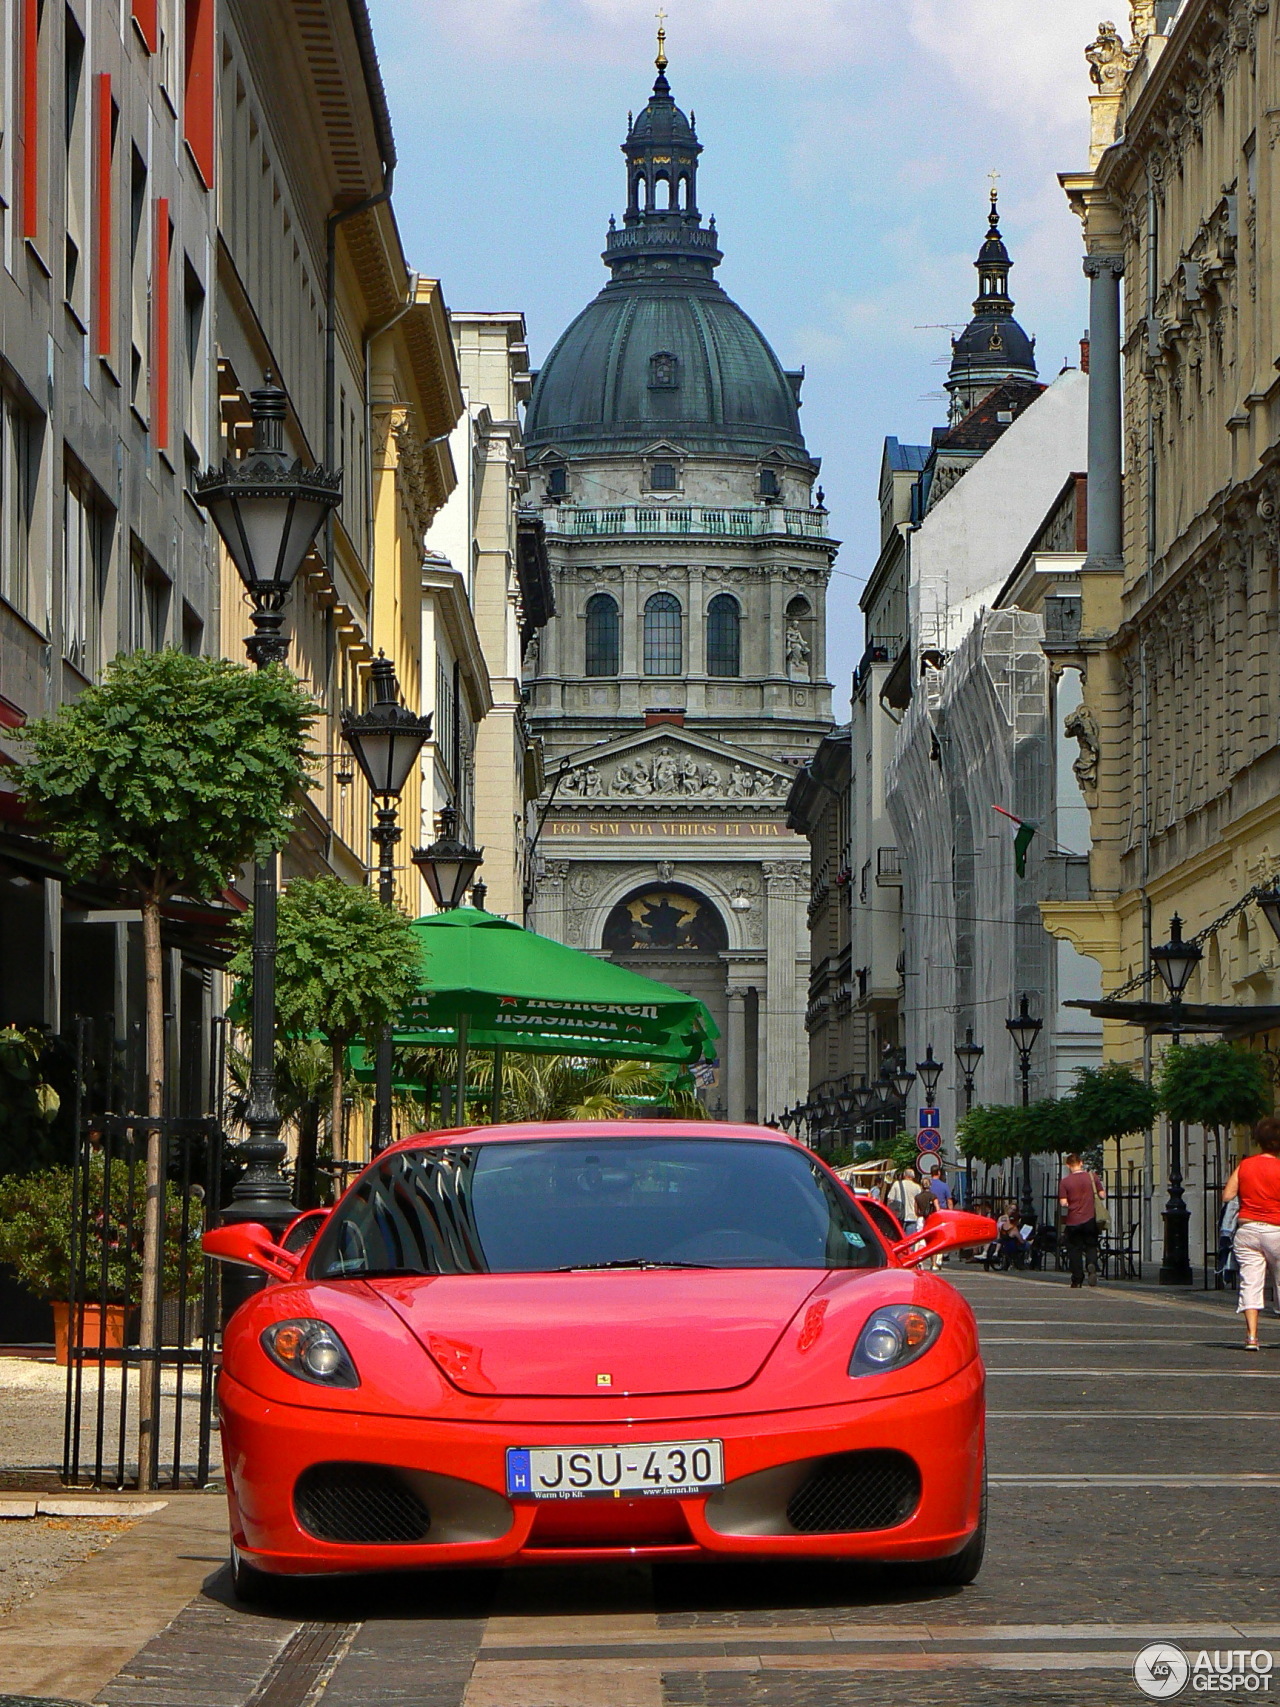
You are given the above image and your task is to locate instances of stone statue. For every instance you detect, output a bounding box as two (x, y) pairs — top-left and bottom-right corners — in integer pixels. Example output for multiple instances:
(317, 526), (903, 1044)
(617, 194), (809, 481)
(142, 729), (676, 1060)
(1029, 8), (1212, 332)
(523, 632), (540, 674)
(653, 751), (678, 795)
(580, 765), (604, 798)
(631, 758), (653, 796)
(1129, 0), (1155, 44)
(726, 765), (752, 798)
(1086, 21), (1132, 91)
(786, 625), (810, 678)
(699, 766), (723, 797)
(679, 755), (702, 795)
(1064, 703), (1101, 792)
(611, 762), (635, 796)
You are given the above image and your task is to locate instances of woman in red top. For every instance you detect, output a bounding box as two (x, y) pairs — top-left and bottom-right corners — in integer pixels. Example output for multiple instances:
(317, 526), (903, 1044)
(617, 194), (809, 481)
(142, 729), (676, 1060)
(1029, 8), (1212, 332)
(1222, 1117), (1280, 1350)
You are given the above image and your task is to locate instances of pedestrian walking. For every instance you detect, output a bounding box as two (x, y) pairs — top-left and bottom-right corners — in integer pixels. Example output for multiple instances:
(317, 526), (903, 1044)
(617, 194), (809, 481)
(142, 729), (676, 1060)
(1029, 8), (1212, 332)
(1221, 1117), (1280, 1351)
(1059, 1153), (1100, 1288)
(927, 1166), (952, 1268)
(887, 1167), (918, 1234)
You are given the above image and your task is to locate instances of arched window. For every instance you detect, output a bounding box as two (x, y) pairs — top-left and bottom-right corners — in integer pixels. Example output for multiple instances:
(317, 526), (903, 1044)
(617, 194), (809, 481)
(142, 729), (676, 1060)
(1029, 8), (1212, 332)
(706, 593), (740, 678)
(585, 593), (619, 677)
(644, 592), (682, 676)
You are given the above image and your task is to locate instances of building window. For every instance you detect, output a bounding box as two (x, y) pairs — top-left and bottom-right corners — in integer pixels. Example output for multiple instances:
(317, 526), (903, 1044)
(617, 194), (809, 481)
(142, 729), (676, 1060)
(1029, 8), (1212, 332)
(650, 461), (677, 492)
(648, 351), (679, 389)
(126, 536), (169, 651)
(546, 464), (567, 497)
(758, 466), (779, 498)
(0, 398), (41, 627)
(706, 593), (740, 678)
(644, 592), (682, 676)
(64, 461), (111, 676)
(585, 592), (619, 677)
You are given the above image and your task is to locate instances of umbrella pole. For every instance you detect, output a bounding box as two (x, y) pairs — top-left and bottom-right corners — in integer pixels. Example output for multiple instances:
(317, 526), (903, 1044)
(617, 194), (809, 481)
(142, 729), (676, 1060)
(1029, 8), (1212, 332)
(456, 1013), (469, 1123)
(492, 1046), (503, 1125)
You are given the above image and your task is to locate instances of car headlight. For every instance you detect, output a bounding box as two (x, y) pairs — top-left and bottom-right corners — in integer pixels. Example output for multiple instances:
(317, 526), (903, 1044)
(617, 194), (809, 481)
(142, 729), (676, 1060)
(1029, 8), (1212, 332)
(849, 1304), (942, 1377)
(261, 1319), (360, 1388)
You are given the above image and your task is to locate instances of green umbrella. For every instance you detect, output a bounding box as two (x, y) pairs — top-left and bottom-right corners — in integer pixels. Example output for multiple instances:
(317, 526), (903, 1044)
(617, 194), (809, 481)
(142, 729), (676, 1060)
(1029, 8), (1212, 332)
(390, 908), (718, 1066)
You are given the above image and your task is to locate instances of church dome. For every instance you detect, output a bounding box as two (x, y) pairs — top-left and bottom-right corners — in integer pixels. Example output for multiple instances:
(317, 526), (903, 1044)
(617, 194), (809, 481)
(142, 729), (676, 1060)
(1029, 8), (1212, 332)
(525, 50), (812, 467)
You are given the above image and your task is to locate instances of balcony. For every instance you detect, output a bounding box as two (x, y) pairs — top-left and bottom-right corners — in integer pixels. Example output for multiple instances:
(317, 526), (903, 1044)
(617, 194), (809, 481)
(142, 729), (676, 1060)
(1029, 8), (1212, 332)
(876, 846), (902, 886)
(544, 504), (830, 541)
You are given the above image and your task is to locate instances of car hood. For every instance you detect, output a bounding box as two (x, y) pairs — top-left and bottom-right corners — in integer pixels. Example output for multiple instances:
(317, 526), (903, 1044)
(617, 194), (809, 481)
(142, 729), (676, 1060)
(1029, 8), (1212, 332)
(372, 1269), (827, 1397)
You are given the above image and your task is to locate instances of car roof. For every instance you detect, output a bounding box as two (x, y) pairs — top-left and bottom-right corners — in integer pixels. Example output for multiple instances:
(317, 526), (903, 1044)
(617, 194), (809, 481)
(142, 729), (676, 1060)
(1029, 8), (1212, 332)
(384, 1120), (801, 1155)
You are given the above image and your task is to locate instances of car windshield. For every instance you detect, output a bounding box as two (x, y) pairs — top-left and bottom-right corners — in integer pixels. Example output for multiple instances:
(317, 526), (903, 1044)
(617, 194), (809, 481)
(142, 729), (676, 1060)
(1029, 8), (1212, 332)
(308, 1137), (885, 1278)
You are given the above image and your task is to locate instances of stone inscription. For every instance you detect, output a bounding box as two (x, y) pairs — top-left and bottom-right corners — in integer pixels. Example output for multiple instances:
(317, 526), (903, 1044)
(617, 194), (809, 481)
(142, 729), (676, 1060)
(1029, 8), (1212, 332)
(545, 818), (799, 838)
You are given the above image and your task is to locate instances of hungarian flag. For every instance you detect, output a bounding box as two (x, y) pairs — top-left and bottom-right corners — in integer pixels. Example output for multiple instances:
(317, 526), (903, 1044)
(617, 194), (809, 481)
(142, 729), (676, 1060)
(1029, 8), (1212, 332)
(992, 804), (1036, 878)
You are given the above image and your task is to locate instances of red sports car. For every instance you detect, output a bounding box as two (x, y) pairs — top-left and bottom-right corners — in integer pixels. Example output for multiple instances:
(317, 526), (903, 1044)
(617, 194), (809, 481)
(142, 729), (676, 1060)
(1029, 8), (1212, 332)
(205, 1121), (994, 1599)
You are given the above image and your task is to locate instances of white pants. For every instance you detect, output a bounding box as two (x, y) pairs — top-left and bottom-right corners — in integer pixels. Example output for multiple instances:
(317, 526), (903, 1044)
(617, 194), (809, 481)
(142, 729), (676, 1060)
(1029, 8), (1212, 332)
(1233, 1221), (1280, 1313)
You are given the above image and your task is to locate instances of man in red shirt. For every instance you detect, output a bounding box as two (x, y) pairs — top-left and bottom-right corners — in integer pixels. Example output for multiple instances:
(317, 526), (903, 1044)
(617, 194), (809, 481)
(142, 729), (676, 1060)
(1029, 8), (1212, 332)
(1059, 1153), (1101, 1289)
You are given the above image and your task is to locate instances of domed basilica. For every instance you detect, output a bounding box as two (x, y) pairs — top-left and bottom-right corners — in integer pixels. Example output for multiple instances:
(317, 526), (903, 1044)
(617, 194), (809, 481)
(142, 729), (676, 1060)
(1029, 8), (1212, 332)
(524, 33), (837, 1118)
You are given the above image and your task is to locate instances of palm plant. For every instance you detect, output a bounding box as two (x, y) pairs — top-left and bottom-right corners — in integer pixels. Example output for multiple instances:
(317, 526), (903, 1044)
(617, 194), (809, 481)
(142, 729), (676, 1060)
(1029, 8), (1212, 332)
(393, 1049), (706, 1127)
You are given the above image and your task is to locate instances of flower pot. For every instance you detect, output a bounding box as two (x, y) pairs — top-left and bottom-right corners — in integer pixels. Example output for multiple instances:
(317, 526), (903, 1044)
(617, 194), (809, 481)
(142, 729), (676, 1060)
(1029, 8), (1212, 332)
(51, 1301), (127, 1367)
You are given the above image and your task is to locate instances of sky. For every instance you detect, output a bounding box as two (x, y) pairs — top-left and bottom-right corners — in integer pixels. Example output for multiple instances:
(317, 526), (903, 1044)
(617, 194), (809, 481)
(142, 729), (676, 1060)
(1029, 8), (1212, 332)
(365, 0), (1111, 713)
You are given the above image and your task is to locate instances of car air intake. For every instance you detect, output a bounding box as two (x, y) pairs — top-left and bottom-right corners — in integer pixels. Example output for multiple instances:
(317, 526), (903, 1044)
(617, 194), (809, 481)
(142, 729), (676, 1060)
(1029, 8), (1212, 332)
(785, 1449), (920, 1534)
(294, 1462), (431, 1544)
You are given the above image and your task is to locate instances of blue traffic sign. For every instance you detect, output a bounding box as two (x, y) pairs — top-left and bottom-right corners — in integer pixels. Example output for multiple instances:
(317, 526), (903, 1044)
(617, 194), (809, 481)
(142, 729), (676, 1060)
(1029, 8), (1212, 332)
(916, 1130), (942, 1154)
(918, 1106), (940, 1129)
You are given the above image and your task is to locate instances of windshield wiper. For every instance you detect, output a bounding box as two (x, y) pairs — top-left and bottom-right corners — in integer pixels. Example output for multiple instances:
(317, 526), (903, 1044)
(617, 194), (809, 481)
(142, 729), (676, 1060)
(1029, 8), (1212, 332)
(553, 1259), (715, 1272)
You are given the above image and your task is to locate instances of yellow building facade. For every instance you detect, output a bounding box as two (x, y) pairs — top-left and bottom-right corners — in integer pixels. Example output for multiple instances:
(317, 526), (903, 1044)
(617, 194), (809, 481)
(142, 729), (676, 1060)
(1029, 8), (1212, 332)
(1049, 2), (1280, 1156)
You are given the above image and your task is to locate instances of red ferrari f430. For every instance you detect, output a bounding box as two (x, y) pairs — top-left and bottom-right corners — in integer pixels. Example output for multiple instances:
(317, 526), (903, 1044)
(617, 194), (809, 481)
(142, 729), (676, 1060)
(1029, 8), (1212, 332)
(204, 1122), (995, 1598)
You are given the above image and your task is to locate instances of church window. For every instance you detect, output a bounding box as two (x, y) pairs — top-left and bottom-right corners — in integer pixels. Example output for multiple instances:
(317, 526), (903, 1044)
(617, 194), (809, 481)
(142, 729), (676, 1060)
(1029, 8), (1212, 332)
(650, 460), (677, 491)
(706, 593), (740, 678)
(547, 464), (567, 496)
(644, 592), (682, 676)
(649, 351), (680, 390)
(603, 886), (728, 954)
(758, 467), (779, 498)
(585, 593), (619, 677)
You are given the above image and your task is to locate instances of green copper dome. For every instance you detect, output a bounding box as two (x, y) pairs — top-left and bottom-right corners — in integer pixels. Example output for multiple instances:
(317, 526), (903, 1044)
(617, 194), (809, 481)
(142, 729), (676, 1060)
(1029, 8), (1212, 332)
(526, 64), (812, 468)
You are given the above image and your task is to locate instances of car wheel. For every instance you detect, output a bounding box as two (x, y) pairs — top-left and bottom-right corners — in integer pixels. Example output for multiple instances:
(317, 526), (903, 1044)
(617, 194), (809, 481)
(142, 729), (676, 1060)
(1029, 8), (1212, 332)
(914, 1459), (987, 1587)
(230, 1543), (278, 1606)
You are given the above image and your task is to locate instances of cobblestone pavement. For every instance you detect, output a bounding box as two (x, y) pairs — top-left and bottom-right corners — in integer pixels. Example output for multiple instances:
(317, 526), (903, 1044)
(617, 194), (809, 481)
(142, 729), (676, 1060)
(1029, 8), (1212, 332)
(11, 1270), (1274, 1707)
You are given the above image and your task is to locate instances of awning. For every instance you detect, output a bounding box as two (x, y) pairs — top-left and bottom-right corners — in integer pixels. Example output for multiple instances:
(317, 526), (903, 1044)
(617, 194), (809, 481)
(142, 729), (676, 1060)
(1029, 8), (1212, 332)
(1066, 998), (1280, 1040)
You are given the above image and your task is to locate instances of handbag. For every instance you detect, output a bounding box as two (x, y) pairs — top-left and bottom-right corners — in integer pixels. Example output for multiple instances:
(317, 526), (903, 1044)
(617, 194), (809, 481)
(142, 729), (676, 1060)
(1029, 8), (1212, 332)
(1092, 1180), (1110, 1229)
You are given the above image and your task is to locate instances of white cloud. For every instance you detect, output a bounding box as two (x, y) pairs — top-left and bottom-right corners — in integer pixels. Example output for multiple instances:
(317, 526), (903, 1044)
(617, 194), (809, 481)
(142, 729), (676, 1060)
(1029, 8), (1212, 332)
(905, 0), (1106, 129)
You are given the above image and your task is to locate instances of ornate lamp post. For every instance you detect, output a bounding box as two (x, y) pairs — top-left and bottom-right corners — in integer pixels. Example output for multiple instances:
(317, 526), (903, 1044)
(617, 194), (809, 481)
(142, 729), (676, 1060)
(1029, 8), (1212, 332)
(340, 654), (432, 1154)
(412, 805), (484, 913)
(1152, 914), (1202, 1285)
(915, 1045), (943, 1107)
(1256, 885), (1280, 946)
(1005, 995), (1043, 1222)
(955, 1028), (984, 1207)
(194, 377), (340, 1266)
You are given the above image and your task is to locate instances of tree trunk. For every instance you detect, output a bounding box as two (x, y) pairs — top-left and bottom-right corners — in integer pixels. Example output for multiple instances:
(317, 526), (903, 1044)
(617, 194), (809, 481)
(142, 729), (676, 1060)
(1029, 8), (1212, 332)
(138, 891), (166, 1493)
(330, 1037), (345, 1169)
(296, 1100), (319, 1210)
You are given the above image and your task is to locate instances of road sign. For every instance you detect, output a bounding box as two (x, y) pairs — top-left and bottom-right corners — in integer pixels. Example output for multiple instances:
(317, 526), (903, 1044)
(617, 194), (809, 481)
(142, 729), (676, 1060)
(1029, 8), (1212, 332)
(918, 1107), (940, 1129)
(916, 1129), (942, 1154)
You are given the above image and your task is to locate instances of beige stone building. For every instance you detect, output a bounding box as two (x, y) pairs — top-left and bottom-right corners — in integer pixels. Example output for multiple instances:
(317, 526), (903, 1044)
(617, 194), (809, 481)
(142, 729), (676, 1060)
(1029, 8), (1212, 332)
(423, 312), (552, 920)
(1050, 1), (1280, 1183)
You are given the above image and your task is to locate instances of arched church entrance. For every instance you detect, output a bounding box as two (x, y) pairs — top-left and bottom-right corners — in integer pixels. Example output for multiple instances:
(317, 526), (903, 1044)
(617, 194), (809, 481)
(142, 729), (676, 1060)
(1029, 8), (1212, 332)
(602, 884), (742, 1114)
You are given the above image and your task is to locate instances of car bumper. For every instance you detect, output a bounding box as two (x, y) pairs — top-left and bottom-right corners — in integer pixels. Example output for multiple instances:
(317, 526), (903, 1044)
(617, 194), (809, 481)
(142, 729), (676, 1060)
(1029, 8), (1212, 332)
(218, 1360), (984, 1575)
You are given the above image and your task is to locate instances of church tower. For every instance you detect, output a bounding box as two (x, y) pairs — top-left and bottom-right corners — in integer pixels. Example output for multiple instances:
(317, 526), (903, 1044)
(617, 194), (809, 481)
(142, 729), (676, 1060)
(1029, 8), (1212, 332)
(522, 34), (837, 1120)
(945, 191), (1039, 423)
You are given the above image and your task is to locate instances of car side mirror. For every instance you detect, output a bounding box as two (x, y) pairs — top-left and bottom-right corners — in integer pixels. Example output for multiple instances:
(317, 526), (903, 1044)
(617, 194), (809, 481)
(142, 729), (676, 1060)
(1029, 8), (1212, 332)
(893, 1209), (997, 1269)
(203, 1222), (300, 1282)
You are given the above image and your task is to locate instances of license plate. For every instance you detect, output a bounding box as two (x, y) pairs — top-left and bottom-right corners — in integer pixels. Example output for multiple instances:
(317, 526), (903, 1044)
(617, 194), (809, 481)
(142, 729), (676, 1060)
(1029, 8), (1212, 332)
(506, 1439), (724, 1500)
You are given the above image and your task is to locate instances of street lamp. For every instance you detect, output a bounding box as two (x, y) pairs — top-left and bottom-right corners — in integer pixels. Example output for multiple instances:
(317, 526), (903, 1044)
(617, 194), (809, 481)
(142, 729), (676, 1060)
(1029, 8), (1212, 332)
(341, 654), (432, 1155)
(1256, 885), (1280, 946)
(412, 805), (485, 913)
(891, 1067), (917, 1105)
(955, 1028), (984, 1207)
(1152, 914), (1202, 1286)
(194, 376), (340, 1264)
(915, 1045), (943, 1106)
(1005, 995), (1043, 1222)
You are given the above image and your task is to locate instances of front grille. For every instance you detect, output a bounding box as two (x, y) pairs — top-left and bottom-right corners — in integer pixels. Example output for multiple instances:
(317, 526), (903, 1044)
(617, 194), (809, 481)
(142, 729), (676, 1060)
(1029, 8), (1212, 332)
(785, 1449), (920, 1534)
(294, 1462), (431, 1544)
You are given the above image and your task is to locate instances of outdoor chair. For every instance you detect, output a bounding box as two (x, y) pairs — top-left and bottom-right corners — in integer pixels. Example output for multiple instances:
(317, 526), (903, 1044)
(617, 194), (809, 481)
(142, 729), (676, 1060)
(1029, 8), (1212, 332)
(1098, 1221), (1140, 1280)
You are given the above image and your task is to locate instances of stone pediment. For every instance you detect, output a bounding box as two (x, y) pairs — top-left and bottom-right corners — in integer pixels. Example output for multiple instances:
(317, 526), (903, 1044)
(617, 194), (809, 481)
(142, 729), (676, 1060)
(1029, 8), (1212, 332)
(553, 727), (794, 808)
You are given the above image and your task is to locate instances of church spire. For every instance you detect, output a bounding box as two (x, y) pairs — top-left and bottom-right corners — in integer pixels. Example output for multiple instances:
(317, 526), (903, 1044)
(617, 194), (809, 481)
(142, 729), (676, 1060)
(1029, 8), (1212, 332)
(972, 184), (1014, 318)
(655, 7), (668, 75)
(944, 179), (1038, 424)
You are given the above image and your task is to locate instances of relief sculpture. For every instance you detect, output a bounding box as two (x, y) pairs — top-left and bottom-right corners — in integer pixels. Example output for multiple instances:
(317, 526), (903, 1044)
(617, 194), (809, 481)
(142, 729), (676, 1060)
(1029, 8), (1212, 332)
(561, 745), (788, 802)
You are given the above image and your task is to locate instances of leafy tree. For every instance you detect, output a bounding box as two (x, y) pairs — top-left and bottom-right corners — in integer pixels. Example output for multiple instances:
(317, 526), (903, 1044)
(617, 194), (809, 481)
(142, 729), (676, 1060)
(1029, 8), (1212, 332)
(1068, 1061), (1158, 1169)
(958, 1100), (1075, 1166)
(17, 649), (314, 1466)
(395, 1049), (705, 1126)
(0, 1027), (62, 1174)
(226, 1036), (336, 1209)
(1157, 1042), (1271, 1138)
(232, 876), (421, 1173)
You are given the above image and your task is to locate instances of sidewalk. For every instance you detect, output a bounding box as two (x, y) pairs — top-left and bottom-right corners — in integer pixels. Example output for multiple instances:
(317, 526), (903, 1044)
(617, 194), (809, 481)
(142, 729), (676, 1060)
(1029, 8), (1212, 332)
(0, 1494), (229, 1703)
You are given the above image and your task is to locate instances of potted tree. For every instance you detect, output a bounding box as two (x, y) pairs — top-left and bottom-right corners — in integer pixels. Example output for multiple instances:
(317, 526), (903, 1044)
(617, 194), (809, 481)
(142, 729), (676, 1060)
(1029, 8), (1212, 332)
(0, 1163), (202, 1365)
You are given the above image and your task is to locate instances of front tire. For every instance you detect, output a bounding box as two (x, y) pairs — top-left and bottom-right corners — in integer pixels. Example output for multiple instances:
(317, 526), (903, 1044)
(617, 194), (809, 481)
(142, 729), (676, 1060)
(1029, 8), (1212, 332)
(913, 1459), (987, 1586)
(231, 1543), (279, 1606)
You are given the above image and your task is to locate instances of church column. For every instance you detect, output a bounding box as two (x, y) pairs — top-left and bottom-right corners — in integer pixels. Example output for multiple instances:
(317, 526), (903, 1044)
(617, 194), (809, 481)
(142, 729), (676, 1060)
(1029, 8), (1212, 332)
(535, 861), (571, 944)
(761, 861), (804, 1116)
(621, 565), (640, 678)
(1083, 253), (1124, 567)
(726, 987), (747, 1121)
(686, 565), (705, 711)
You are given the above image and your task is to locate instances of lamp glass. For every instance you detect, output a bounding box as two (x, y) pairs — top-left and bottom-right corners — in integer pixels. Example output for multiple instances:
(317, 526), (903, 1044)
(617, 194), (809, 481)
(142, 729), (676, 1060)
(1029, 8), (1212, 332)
(1005, 1000), (1043, 1056)
(1152, 914), (1202, 997)
(1258, 888), (1280, 946)
(891, 1070), (916, 1102)
(916, 1047), (943, 1093)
